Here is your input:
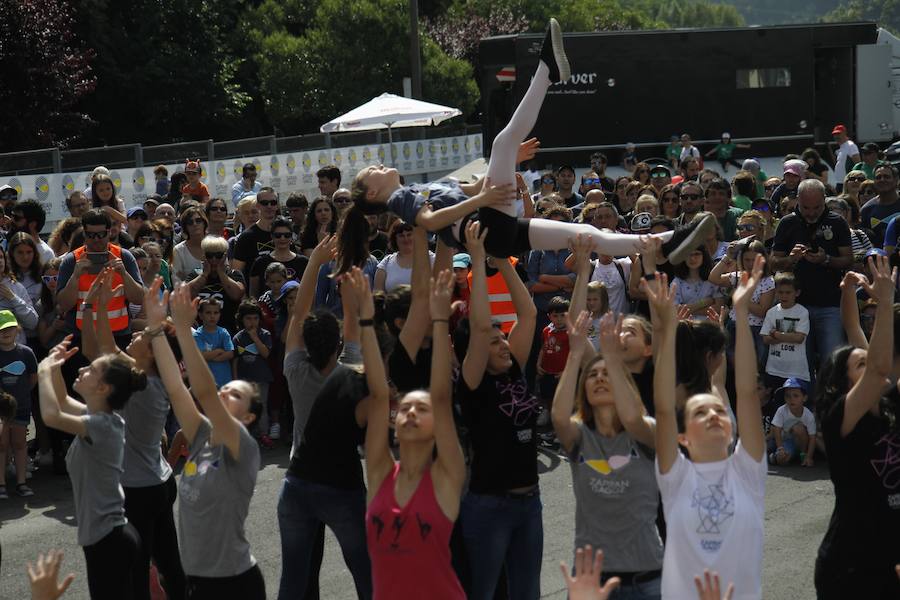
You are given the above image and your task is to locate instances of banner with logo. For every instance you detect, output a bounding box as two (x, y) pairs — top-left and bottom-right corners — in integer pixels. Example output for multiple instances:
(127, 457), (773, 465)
(6, 133), (482, 233)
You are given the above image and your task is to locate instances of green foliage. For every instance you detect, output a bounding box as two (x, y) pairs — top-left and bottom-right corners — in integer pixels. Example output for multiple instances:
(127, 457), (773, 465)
(714, 0), (841, 26)
(824, 0), (900, 35)
(253, 0), (476, 133)
(638, 0), (745, 28)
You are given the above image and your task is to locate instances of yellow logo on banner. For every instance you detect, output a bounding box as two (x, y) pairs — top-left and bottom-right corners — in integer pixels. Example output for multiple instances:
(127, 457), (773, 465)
(333, 151), (342, 167)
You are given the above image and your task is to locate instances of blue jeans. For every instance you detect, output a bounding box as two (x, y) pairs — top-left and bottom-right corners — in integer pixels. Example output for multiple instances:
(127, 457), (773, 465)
(608, 576), (661, 600)
(805, 305), (846, 370)
(460, 491), (543, 600)
(276, 474), (372, 600)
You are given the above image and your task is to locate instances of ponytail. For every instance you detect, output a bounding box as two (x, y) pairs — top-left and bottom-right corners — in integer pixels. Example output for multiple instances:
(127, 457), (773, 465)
(335, 204), (373, 275)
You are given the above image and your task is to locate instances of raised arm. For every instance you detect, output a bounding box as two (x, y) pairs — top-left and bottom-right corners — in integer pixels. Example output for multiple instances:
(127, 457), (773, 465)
(432, 236), (454, 278)
(497, 256), (537, 368)
(429, 269), (465, 514)
(285, 234), (336, 354)
(551, 310), (591, 453)
(345, 268), (393, 502)
(840, 271), (869, 350)
(708, 252), (737, 287)
(145, 278), (204, 444)
(647, 271), (680, 474)
(599, 313), (655, 448)
(169, 284), (244, 459)
(396, 227), (432, 360)
(37, 340), (87, 437)
(460, 222), (492, 390)
(567, 234), (594, 324)
(81, 269), (123, 361)
(843, 255), (896, 437)
(731, 254), (766, 461)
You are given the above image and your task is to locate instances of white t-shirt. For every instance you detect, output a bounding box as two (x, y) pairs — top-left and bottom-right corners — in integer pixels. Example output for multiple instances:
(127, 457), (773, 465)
(376, 251), (435, 292)
(656, 442), (766, 600)
(590, 258), (632, 316)
(760, 303), (810, 381)
(834, 139), (860, 182)
(680, 145), (701, 162)
(772, 404), (816, 436)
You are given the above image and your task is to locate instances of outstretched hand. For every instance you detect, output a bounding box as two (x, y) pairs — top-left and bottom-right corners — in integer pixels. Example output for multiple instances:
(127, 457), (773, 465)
(641, 271), (676, 327)
(597, 312), (623, 359)
(464, 220), (488, 260)
(481, 178), (516, 208)
(517, 137), (540, 163)
(429, 269), (455, 321)
(732, 254), (765, 312)
(560, 545), (620, 600)
(570, 233), (594, 270)
(39, 337), (79, 372)
(567, 310), (592, 357)
(28, 549), (75, 600)
(343, 267), (375, 320)
(859, 254), (897, 305)
(169, 284), (199, 330)
(144, 277), (169, 328)
(310, 234), (337, 265)
(693, 570), (734, 600)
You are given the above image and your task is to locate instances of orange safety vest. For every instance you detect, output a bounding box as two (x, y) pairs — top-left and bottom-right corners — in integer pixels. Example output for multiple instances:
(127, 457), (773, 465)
(468, 257), (518, 334)
(74, 244), (129, 332)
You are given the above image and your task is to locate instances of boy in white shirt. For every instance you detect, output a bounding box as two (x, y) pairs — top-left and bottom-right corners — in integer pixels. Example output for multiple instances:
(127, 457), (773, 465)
(767, 378), (816, 467)
(760, 272), (810, 387)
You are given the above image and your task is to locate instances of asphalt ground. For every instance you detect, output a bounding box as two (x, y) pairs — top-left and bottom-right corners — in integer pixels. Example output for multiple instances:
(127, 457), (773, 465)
(0, 443), (833, 599)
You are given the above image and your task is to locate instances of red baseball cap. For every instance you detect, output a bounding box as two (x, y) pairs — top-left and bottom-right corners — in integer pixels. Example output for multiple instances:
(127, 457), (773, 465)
(831, 124), (847, 135)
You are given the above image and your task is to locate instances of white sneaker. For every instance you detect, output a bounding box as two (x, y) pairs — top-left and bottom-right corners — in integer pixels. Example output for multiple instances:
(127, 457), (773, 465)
(269, 423), (281, 440)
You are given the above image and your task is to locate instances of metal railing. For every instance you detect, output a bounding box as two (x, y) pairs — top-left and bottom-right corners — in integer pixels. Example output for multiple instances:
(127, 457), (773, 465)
(0, 123), (482, 177)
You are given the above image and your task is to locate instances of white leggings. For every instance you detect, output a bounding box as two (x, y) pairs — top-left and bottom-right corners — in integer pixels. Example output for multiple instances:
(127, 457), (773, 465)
(477, 60), (673, 256)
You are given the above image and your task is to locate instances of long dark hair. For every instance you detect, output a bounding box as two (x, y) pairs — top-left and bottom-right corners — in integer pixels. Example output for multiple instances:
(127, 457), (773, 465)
(8, 232), (42, 282)
(335, 203), (371, 275)
(40, 257), (62, 317)
(91, 174), (119, 209)
(300, 197), (337, 253)
(673, 245), (712, 280)
(676, 320), (727, 397)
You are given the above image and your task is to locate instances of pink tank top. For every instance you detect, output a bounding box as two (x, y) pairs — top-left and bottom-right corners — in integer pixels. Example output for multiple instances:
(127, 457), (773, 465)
(366, 462), (465, 600)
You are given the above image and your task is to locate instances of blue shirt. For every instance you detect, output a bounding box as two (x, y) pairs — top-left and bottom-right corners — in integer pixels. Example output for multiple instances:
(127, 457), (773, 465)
(193, 326), (235, 388)
(526, 248), (575, 312)
(231, 180), (262, 206)
(314, 258), (378, 319)
(386, 182), (469, 247)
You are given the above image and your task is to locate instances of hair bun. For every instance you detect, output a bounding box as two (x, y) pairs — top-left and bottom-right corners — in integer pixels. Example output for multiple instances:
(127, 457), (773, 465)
(131, 367), (148, 392)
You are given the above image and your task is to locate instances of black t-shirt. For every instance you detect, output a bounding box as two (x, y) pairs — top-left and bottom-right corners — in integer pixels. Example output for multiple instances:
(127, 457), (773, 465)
(456, 359), (538, 494)
(233, 223), (273, 278)
(817, 391), (900, 596)
(185, 269), (245, 333)
(388, 343), (432, 395)
(288, 365), (367, 491)
(368, 232), (390, 262)
(772, 211), (851, 307)
(249, 253), (309, 284)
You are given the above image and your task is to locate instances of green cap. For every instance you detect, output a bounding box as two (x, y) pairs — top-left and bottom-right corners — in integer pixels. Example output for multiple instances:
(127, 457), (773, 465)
(0, 310), (18, 331)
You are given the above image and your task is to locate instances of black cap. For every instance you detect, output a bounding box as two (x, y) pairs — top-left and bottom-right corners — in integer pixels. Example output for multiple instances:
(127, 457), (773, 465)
(649, 164), (671, 176)
(862, 142), (880, 154)
(556, 164), (576, 175)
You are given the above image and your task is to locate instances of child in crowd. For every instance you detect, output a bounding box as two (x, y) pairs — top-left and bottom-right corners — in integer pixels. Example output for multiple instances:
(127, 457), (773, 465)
(584, 281), (609, 352)
(537, 296), (570, 404)
(768, 378), (816, 467)
(760, 272), (810, 388)
(0, 310), (38, 498)
(233, 300), (274, 440)
(671, 247), (720, 319)
(193, 298), (234, 389)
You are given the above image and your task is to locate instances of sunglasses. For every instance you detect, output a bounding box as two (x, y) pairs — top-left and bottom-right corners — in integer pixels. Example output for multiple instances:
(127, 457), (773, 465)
(651, 172), (669, 179)
(846, 176), (866, 183)
(752, 204), (771, 213)
(272, 231), (292, 239)
(737, 223), (758, 231)
(42, 275), (58, 285)
(258, 199), (278, 207)
(680, 193), (701, 200)
(84, 230), (109, 239)
(582, 178), (601, 185)
(0, 194), (16, 201)
(185, 218), (206, 226)
(333, 197), (351, 204)
(541, 177), (555, 184)
(205, 252), (225, 259)
(140, 236), (159, 243)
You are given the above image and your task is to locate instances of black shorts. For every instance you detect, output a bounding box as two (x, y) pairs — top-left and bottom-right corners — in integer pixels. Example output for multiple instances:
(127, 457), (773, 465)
(459, 208), (531, 258)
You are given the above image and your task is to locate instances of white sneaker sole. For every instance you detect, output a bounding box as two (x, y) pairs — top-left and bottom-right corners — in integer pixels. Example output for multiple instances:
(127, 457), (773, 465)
(668, 214), (716, 265)
(549, 19), (571, 82)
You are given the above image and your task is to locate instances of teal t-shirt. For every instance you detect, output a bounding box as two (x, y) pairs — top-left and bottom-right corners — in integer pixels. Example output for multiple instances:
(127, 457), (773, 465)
(714, 142), (736, 160)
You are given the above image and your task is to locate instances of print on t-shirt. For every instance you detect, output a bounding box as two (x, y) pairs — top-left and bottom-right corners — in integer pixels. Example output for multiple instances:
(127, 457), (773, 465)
(495, 377), (540, 428)
(180, 456), (219, 503)
(256, 240), (274, 256)
(369, 511), (434, 552)
(577, 444), (640, 495)
(873, 431), (900, 509)
(691, 473), (735, 552)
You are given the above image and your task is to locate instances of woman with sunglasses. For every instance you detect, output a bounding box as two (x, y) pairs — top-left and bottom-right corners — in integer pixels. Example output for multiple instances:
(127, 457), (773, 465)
(249, 217), (308, 298)
(205, 197), (231, 239)
(185, 236), (246, 333)
(658, 184), (681, 219)
(173, 207), (209, 284)
(841, 170), (867, 226)
(534, 172), (557, 201)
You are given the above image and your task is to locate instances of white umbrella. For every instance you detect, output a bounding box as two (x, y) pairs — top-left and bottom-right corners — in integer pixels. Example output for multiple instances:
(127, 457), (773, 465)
(320, 93), (462, 165)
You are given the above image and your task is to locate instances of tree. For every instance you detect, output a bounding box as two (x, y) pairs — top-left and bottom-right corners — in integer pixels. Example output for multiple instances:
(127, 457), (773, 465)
(824, 0), (900, 35)
(0, 0), (95, 151)
(72, 0), (253, 146)
(254, 0), (478, 133)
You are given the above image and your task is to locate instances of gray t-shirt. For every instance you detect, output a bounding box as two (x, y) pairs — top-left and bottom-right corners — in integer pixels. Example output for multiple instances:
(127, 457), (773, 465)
(178, 418), (260, 577)
(65, 412), (128, 546)
(567, 423), (663, 572)
(386, 181), (469, 247)
(119, 376), (173, 488)
(284, 341), (361, 457)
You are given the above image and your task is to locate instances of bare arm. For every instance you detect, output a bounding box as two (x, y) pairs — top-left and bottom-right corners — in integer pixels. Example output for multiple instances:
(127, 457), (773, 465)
(647, 271), (680, 474)
(732, 255), (766, 461)
(498, 257), (536, 368)
(567, 235), (593, 332)
(600, 313), (655, 447)
(373, 268), (387, 293)
(551, 311), (590, 453)
(460, 223), (492, 390)
(37, 341), (87, 437)
(416, 181), (514, 232)
(840, 271), (868, 350)
(397, 228), (432, 360)
(843, 256), (895, 436)
(285, 235), (336, 354)
(707, 255), (736, 287)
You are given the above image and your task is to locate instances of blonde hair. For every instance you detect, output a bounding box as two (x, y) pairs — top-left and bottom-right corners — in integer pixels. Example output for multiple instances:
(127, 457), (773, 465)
(634, 194), (659, 215)
(200, 235), (228, 254)
(586, 281), (609, 315)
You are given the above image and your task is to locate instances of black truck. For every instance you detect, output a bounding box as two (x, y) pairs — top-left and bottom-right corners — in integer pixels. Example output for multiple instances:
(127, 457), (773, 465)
(478, 22), (898, 165)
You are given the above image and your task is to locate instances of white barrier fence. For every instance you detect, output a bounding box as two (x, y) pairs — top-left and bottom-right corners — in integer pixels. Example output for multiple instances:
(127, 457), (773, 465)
(5, 133), (484, 231)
